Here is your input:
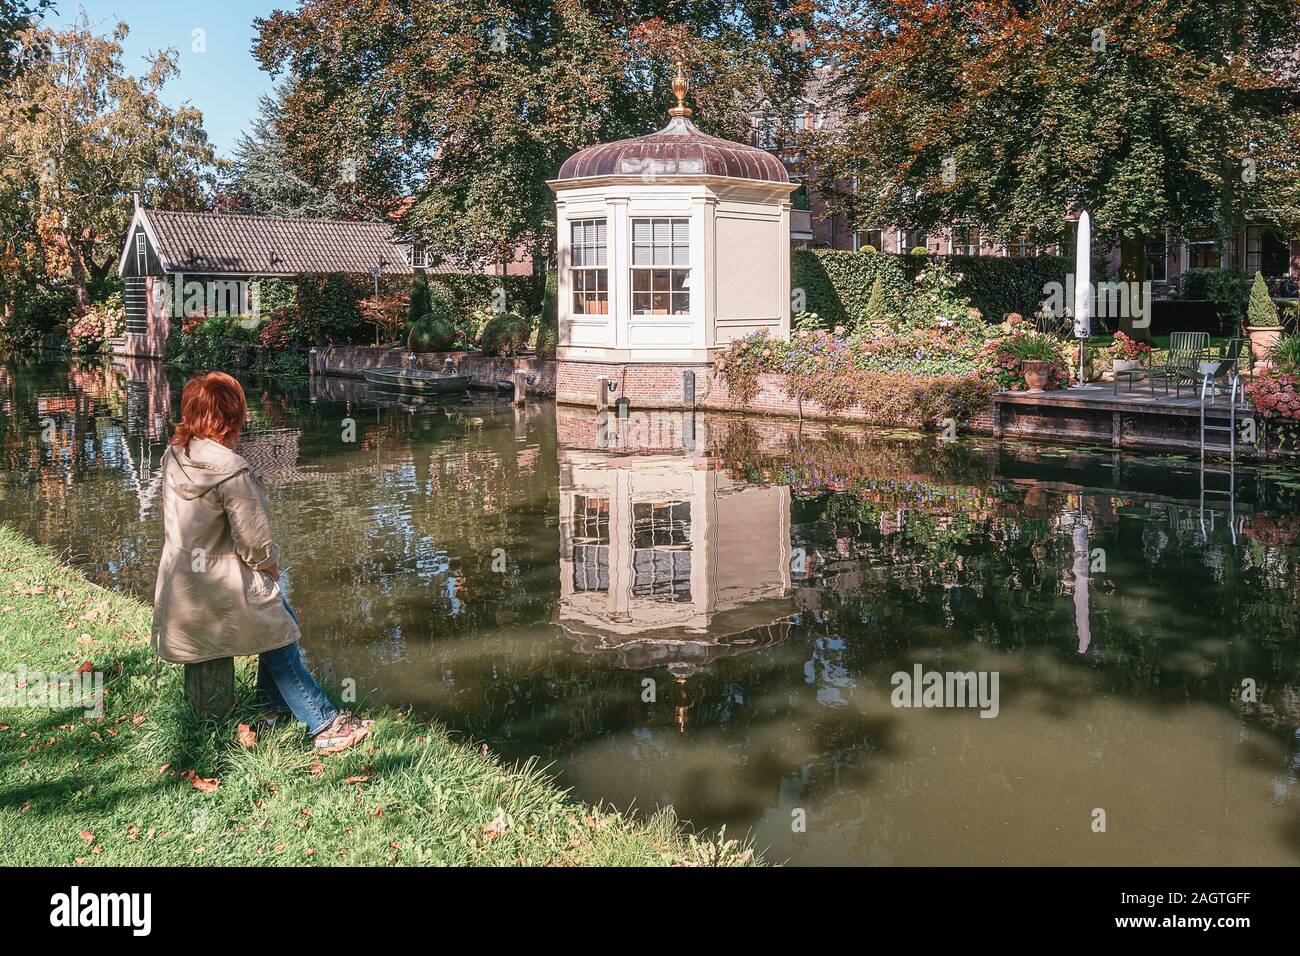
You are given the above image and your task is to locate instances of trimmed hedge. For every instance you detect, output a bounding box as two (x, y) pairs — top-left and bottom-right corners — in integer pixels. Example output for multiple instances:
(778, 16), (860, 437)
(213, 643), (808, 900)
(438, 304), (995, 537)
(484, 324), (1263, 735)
(792, 249), (1070, 328)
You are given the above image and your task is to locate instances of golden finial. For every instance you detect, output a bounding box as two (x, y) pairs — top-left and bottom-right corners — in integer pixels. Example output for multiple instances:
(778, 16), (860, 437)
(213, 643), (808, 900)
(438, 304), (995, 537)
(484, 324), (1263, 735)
(668, 62), (692, 118)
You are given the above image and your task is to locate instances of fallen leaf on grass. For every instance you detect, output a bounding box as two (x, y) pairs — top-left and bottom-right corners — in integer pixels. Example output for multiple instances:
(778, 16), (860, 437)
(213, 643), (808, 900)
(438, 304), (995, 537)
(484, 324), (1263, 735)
(236, 723), (256, 748)
(180, 769), (219, 793)
(344, 775), (369, 785)
(483, 810), (509, 841)
(307, 761), (325, 778)
(78, 831), (95, 843)
(131, 712), (145, 726)
(75, 660), (93, 674)
(75, 634), (94, 645)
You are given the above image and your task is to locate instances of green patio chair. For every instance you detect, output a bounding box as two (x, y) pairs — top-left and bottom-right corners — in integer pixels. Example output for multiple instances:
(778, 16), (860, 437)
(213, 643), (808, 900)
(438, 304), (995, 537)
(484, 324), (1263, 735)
(1147, 331), (1209, 398)
(1191, 337), (1245, 397)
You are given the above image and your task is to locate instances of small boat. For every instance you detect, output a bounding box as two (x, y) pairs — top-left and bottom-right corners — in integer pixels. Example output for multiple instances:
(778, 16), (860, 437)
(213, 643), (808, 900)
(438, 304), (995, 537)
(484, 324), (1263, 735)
(362, 366), (470, 394)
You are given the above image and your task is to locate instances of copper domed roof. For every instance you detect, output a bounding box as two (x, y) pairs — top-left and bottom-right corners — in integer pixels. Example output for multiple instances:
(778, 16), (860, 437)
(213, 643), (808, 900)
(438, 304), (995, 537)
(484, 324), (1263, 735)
(556, 115), (790, 184)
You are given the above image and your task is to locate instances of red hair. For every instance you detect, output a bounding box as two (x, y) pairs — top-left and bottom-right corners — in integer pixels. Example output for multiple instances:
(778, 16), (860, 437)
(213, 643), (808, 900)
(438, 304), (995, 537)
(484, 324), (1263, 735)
(171, 372), (247, 448)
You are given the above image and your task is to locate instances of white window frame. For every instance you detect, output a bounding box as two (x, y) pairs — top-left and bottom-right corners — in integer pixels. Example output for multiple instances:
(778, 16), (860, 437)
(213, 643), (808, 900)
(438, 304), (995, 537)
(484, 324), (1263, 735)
(569, 218), (609, 316)
(630, 218), (691, 318)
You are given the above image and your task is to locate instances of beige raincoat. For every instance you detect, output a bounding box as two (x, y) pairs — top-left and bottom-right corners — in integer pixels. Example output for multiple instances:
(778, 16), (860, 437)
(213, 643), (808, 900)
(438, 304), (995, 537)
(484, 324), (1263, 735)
(151, 437), (300, 663)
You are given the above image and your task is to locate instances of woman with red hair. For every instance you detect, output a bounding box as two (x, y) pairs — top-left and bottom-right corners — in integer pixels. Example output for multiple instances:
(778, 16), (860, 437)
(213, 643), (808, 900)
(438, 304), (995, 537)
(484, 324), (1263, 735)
(152, 372), (371, 752)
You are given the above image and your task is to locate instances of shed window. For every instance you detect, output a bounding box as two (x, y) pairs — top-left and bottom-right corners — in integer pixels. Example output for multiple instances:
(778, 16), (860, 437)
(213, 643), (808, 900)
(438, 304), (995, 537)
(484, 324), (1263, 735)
(135, 232), (146, 273)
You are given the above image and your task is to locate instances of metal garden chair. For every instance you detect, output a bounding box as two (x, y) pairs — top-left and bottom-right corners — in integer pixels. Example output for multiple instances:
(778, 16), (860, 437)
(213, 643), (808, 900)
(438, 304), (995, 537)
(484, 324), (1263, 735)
(1147, 331), (1209, 398)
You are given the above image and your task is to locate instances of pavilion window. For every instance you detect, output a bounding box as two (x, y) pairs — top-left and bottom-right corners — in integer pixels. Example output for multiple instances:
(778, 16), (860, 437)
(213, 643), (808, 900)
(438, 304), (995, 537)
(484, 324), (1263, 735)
(570, 219), (608, 315)
(631, 500), (692, 602)
(571, 495), (610, 592)
(631, 218), (691, 316)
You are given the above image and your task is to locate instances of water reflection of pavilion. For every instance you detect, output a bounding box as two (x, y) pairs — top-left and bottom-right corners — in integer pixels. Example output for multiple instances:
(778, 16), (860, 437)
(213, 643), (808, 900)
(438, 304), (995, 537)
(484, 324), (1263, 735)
(557, 409), (795, 675)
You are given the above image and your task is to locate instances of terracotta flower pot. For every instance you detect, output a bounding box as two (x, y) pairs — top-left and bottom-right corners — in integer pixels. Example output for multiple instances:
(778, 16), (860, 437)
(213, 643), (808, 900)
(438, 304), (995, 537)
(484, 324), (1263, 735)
(1021, 359), (1051, 391)
(1247, 325), (1285, 373)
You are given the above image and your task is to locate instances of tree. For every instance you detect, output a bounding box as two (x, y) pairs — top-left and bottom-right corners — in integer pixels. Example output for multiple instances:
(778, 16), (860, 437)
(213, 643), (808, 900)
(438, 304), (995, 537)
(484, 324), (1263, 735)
(223, 86), (351, 219)
(0, 16), (221, 311)
(812, 0), (1300, 339)
(252, 1), (813, 293)
(0, 0), (46, 83)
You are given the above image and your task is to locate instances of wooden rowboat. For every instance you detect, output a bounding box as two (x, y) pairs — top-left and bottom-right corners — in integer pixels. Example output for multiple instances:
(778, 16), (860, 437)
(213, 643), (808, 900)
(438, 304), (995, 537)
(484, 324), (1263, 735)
(362, 367), (470, 394)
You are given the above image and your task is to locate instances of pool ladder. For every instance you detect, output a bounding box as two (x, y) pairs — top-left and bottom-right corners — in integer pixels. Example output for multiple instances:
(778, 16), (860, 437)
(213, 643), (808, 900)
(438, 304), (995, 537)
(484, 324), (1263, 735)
(1199, 372), (1244, 461)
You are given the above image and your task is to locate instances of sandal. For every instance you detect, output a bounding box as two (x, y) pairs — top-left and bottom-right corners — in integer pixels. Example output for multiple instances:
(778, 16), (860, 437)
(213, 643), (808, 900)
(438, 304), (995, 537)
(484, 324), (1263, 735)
(313, 711), (374, 754)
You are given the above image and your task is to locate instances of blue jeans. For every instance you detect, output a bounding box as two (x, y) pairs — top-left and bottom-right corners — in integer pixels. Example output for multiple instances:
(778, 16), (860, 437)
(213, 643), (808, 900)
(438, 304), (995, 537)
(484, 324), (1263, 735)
(256, 598), (338, 736)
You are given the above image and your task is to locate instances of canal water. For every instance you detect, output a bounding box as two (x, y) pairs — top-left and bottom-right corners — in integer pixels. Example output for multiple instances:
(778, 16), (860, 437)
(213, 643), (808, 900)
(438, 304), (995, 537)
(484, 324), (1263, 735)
(3, 355), (1299, 865)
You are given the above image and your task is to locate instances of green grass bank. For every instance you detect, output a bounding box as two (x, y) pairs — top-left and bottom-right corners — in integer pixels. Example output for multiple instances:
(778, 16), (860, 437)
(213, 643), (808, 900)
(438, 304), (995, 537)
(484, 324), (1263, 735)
(0, 525), (759, 866)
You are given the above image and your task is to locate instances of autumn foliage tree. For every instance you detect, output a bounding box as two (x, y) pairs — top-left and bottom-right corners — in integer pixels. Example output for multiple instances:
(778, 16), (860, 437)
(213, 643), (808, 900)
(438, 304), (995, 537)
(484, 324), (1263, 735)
(252, 0), (814, 293)
(0, 16), (220, 312)
(812, 0), (1300, 335)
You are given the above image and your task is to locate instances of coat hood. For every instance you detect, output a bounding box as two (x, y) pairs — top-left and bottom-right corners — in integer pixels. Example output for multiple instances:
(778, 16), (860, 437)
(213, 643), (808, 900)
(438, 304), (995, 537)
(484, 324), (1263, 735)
(165, 438), (252, 500)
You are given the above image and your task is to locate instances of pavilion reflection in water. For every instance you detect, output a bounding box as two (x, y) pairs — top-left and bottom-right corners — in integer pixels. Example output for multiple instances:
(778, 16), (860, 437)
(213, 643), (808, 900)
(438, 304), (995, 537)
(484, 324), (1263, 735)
(557, 409), (795, 676)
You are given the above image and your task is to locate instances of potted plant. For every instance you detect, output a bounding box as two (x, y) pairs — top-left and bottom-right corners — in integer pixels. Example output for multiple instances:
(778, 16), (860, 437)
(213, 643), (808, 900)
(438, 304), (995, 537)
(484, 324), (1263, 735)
(1106, 331), (1151, 378)
(1246, 271), (1286, 372)
(1011, 334), (1062, 391)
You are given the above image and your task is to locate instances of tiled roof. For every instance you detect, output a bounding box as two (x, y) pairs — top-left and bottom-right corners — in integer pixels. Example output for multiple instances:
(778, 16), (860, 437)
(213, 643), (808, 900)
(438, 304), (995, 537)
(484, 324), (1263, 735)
(143, 210), (415, 276)
(556, 116), (790, 184)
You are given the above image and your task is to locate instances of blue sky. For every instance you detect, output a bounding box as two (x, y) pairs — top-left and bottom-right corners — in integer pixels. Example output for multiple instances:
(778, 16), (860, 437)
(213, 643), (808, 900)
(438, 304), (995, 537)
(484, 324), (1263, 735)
(46, 1), (280, 157)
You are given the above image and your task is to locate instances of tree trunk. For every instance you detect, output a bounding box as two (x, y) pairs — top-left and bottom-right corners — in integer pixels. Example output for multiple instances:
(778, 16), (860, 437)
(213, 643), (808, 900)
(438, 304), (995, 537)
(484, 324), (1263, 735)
(1118, 235), (1150, 342)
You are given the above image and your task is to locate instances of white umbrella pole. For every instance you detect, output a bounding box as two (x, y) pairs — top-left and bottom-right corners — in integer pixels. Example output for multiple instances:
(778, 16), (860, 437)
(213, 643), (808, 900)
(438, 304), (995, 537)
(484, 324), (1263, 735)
(1073, 211), (1092, 387)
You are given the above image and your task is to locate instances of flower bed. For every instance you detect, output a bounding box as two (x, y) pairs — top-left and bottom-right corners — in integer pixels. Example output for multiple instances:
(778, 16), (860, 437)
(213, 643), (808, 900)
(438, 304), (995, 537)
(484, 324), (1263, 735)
(714, 328), (995, 428)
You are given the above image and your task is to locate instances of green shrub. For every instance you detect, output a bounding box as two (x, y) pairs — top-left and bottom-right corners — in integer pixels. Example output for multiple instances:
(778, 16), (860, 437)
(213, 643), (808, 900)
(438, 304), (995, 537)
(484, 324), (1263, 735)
(1247, 271), (1282, 327)
(863, 276), (890, 328)
(480, 311), (531, 356)
(408, 270), (432, 327)
(1271, 333), (1300, 369)
(909, 247), (929, 256)
(792, 248), (1069, 331)
(408, 314), (458, 352)
(1176, 267), (1248, 324)
(533, 271), (559, 359)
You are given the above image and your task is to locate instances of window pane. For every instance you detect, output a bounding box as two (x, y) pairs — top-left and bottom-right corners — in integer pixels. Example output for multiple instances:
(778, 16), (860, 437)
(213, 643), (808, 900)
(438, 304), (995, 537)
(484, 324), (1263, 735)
(651, 292), (669, 313)
(633, 293), (651, 314)
(671, 270), (689, 292)
(632, 270), (650, 291)
(671, 292), (690, 315)
(652, 269), (670, 291)
(672, 220), (689, 244)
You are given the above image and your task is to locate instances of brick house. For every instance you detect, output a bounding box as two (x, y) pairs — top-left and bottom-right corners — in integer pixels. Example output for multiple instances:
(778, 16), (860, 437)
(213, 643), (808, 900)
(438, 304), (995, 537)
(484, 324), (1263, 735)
(752, 68), (1300, 293)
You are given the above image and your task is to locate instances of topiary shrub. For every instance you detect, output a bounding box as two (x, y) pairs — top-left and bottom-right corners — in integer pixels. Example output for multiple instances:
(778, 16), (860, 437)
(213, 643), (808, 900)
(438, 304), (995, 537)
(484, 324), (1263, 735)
(862, 275), (890, 329)
(910, 246), (930, 256)
(479, 311), (531, 356)
(408, 314), (458, 352)
(408, 269), (432, 327)
(1247, 271), (1282, 327)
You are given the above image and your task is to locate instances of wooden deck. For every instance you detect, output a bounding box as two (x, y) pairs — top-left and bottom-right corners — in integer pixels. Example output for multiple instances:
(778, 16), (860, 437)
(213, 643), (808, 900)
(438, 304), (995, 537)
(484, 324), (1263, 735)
(991, 383), (1256, 455)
